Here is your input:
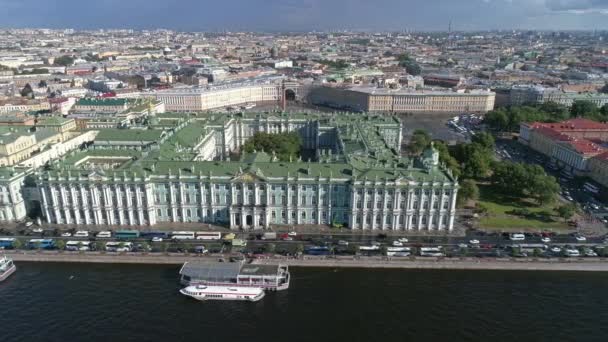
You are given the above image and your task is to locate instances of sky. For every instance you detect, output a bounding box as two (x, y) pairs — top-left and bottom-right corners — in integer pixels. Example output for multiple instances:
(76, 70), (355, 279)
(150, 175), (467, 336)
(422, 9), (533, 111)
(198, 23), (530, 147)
(1, 0), (608, 31)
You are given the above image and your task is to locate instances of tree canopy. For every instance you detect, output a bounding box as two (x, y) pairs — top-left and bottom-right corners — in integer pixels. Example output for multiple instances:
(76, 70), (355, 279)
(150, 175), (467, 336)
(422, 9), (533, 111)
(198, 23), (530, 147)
(407, 129), (432, 155)
(243, 132), (301, 162)
(491, 161), (560, 205)
(53, 55), (75, 66)
(485, 101), (607, 132)
(397, 54), (422, 76)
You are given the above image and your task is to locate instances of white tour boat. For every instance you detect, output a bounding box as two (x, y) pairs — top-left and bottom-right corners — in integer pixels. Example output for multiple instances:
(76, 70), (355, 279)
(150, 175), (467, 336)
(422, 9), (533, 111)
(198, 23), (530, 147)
(0, 255), (16, 282)
(180, 285), (265, 302)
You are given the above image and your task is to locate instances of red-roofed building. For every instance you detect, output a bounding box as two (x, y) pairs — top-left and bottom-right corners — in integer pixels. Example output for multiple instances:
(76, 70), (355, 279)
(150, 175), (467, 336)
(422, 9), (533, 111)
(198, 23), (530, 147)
(520, 118), (608, 176)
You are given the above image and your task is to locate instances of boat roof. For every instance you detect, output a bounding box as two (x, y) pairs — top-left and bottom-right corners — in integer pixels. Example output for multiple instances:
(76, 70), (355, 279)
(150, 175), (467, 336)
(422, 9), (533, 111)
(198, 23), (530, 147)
(180, 262), (241, 281)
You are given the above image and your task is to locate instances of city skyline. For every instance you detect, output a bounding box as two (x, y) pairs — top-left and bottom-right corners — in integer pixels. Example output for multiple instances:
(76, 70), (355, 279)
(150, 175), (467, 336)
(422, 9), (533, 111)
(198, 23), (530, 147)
(1, 0), (608, 31)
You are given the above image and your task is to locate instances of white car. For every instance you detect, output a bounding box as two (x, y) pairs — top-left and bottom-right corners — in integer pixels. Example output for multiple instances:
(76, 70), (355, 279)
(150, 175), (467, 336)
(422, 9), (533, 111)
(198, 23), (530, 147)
(458, 243), (468, 249)
(61, 232), (72, 237)
(371, 241), (381, 246)
(74, 231), (89, 238)
(469, 239), (480, 245)
(337, 240), (349, 246)
(564, 195), (574, 202)
(541, 237), (551, 243)
(151, 237), (163, 242)
(25, 221), (34, 227)
(397, 238), (409, 243)
(96, 231), (112, 238)
(392, 240), (404, 247)
(287, 231), (297, 237)
(584, 250), (598, 257)
(509, 233), (525, 241)
(551, 247), (562, 253)
(575, 235), (587, 242)
(32, 228), (43, 233)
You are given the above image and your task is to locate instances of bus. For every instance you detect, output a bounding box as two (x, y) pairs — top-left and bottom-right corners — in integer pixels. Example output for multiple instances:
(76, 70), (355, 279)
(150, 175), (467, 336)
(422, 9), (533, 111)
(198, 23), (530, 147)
(420, 247), (444, 257)
(105, 242), (133, 252)
(305, 246), (331, 255)
(0, 238), (15, 249)
(140, 232), (168, 239)
(196, 232), (222, 240)
(115, 230), (140, 239)
(66, 241), (93, 251)
(27, 239), (55, 250)
(583, 183), (600, 194)
(171, 231), (195, 240)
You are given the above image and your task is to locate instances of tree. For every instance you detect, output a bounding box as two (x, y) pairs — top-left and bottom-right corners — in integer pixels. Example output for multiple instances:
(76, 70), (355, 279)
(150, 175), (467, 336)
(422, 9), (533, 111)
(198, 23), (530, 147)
(571, 100), (599, 118)
(433, 141), (461, 177)
(397, 54), (421, 75)
(12, 238), (23, 250)
(457, 179), (479, 206)
(20, 83), (34, 98)
(347, 244), (360, 255)
(95, 241), (105, 252)
(38, 80), (48, 88)
(265, 243), (276, 254)
(600, 83), (608, 94)
(53, 55), (75, 66)
(556, 204), (577, 222)
(295, 243), (304, 255)
(139, 241), (150, 253)
(381, 246), (388, 256)
(408, 129), (431, 155)
(471, 132), (495, 151)
(242, 132), (302, 162)
(55, 240), (65, 251)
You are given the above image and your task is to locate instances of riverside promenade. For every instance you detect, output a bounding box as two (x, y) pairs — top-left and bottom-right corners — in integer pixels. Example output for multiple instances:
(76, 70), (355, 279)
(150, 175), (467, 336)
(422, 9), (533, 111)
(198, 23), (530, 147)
(5, 251), (608, 272)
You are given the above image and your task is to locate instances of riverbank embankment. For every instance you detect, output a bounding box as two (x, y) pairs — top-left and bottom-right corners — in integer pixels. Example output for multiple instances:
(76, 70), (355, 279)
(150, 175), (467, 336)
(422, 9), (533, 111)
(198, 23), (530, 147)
(5, 251), (608, 272)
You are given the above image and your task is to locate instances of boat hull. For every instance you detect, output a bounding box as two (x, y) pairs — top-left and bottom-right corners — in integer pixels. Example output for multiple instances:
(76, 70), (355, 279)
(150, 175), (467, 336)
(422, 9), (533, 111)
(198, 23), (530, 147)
(179, 288), (265, 302)
(0, 264), (16, 282)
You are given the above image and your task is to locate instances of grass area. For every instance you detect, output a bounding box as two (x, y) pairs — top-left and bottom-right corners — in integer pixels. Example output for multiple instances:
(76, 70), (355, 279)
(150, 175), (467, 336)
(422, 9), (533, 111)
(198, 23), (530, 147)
(475, 184), (572, 232)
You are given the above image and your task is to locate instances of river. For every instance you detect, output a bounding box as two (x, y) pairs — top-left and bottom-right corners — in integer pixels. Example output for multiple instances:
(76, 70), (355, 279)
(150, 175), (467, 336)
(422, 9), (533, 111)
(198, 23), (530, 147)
(1, 262), (608, 342)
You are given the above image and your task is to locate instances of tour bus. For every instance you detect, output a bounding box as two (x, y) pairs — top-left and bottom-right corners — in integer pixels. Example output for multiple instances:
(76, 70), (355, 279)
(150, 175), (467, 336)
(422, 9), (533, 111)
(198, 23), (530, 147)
(195, 232), (222, 240)
(96, 231), (112, 238)
(511, 244), (548, 253)
(171, 231), (196, 240)
(66, 241), (94, 251)
(305, 246), (331, 255)
(420, 247), (445, 257)
(0, 238), (15, 249)
(27, 239), (55, 250)
(115, 230), (140, 239)
(74, 231), (89, 238)
(583, 183), (600, 194)
(105, 242), (133, 252)
(140, 232), (168, 239)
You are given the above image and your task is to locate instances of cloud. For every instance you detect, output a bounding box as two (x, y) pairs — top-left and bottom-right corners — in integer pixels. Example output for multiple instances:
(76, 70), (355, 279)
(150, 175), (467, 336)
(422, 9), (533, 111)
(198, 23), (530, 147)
(545, 0), (608, 13)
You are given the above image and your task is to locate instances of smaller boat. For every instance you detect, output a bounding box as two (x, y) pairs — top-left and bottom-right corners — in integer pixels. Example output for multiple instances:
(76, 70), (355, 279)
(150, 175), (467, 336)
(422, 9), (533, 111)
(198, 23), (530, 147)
(180, 285), (265, 302)
(0, 255), (16, 282)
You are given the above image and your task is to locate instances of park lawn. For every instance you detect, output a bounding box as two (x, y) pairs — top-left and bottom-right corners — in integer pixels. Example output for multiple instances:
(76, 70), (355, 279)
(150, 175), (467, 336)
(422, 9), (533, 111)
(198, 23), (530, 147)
(475, 184), (572, 232)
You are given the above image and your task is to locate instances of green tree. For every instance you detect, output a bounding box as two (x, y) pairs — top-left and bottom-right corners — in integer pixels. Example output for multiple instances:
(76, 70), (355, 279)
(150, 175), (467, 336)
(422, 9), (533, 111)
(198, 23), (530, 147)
(12, 238), (23, 250)
(295, 243), (304, 255)
(571, 100), (599, 118)
(471, 132), (495, 151)
(55, 240), (65, 250)
(433, 141), (461, 177)
(397, 54), (422, 75)
(265, 243), (276, 254)
(347, 244), (360, 255)
(20, 83), (34, 98)
(408, 129), (431, 155)
(457, 179), (479, 206)
(139, 241), (150, 253)
(242, 132), (302, 162)
(556, 204), (577, 222)
(53, 55), (75, 66)
(95, 241), (105, 251)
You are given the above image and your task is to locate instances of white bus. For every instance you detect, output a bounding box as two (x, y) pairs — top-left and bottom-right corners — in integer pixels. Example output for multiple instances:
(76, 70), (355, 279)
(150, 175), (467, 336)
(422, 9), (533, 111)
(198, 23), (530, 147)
(583, 183), (600, 194)
(195, 232), (222, 240)
(171, 231), (196, 240)
(420, 247), (445, 257)
(66, 241), (93, 251)
(105, 242), (133, 252)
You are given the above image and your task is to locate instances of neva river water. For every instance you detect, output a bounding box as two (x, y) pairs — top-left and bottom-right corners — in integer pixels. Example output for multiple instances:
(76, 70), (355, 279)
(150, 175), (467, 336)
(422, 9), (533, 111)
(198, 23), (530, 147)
(2, 262), (608, 342)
